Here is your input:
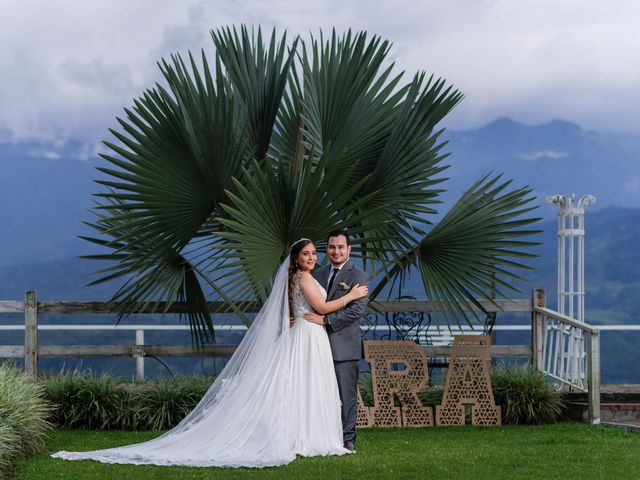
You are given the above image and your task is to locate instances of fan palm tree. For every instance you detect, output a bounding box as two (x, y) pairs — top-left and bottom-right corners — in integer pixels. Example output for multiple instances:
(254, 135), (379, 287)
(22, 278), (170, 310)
(84, 26), (540, 344)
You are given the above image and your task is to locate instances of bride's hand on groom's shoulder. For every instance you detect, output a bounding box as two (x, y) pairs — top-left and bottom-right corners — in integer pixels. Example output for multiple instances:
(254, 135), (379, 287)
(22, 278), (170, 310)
(303, 312), (325, 325)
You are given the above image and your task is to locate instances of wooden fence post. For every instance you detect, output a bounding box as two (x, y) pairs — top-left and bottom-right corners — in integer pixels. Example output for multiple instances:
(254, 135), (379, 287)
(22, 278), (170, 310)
(587, 330), (601, 424)
(531, 289), (537, 368)
(531, 289), (545, 370)
(24, 290), (38, 380)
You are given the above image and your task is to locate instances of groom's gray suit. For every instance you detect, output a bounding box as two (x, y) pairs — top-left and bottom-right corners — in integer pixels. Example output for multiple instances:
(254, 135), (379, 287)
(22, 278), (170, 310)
(313, 260), (368, 444)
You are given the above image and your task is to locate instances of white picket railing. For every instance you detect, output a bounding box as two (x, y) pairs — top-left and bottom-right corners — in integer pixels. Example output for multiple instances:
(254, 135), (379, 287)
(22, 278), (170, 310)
(532, 305), (601, 424)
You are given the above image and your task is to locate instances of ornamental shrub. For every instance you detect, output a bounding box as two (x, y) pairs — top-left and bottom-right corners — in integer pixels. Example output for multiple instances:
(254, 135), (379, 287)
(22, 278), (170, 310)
(43, 369), (125, 430)
(490, 363), (565, 425)
(0, 362), (52, 478)
(129, 377), (211, 430)
(43, 370), (212, 431)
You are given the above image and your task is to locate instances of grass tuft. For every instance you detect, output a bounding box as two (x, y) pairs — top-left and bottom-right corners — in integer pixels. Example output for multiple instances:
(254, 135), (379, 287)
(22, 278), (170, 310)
(128, 377), (211, 430)
(43, 370), (213, 431)
(43, 369), (125, 430)
(0, 362), (52, 478)
(490, 363), (565, 424)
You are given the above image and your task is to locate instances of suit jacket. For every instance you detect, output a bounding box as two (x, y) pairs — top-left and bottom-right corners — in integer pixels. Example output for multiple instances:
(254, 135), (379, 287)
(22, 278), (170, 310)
(313, 259), (369, 361)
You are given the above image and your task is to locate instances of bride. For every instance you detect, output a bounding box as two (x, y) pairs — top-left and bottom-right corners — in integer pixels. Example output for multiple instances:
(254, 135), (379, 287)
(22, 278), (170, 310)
(52, 238), (368, 468)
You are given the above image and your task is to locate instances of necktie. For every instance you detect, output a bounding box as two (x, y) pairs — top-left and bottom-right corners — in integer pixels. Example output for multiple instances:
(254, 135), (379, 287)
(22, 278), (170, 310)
(327, 268), (339, 294)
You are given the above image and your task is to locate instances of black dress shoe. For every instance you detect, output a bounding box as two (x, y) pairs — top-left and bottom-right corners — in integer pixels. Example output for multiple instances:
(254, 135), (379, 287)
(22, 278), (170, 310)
(343, 440), (355, 452)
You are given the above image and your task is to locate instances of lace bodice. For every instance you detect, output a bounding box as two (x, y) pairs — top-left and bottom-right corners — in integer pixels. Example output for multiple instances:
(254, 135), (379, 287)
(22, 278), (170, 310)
(291, 271), (326, 318)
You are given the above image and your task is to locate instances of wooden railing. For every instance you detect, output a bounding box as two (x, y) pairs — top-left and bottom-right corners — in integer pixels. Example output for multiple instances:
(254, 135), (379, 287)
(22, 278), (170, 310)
(0, 289), (603, 423)
(0, 291), (533, 376)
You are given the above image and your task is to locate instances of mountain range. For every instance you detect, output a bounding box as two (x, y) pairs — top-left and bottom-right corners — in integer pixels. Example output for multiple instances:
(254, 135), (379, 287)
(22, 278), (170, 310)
(439, 117), (640, 211)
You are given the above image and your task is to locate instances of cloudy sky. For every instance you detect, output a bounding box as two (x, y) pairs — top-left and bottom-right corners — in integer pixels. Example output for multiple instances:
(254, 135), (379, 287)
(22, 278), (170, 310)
(1, 0), (639, 142)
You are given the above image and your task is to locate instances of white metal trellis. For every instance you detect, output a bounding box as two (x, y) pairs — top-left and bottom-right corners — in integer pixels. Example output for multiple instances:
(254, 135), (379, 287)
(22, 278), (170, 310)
(546, 194), (596, 321)
(545, 194), (596, 388)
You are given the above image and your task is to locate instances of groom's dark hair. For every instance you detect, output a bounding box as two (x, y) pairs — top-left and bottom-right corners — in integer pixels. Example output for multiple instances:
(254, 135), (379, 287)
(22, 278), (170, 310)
(327, 229), (350, 246)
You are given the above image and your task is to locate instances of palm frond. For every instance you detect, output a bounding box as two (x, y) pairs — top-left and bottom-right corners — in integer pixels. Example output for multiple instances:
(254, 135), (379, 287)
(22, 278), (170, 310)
(212, 151), (382, 305)
(84, 49), (247, 344)
(301, 29), (403, 172)
(82, 199), (215, 344)
(371, 173), (542, 327)
(355, 73), (464, 270)
(212, 25), (297, 162)
(297, 32), (465, 271)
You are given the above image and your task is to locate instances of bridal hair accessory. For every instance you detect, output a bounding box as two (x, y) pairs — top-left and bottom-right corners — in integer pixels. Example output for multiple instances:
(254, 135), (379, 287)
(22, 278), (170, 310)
(289, 238), (312, 250)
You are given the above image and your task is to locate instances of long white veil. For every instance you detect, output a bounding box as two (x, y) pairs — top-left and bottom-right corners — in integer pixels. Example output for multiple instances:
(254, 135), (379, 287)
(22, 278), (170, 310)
(52, 257), (295, 468)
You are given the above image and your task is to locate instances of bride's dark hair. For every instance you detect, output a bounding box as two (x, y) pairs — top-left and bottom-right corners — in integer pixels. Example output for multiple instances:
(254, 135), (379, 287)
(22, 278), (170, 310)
(288, 239), (313, 313)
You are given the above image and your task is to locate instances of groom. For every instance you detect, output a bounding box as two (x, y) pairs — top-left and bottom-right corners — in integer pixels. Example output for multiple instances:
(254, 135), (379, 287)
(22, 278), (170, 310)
(304, 230), (369, 452)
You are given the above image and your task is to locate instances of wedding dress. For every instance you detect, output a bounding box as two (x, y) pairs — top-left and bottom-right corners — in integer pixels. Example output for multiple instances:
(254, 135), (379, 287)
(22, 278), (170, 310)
(288, 270), (347, 456)
(51, 258), (348, 468)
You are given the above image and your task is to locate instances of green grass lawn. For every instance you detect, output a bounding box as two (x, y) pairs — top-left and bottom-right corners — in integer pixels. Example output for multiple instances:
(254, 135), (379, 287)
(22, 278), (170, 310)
(15, 424), (640, 480)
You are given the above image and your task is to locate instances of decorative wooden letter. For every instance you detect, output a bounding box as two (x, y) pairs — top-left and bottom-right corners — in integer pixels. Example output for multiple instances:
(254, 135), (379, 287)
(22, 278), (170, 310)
(436, 335), (501, 426)
(364, 340), (433, 427)
(356, 387), (373, 428)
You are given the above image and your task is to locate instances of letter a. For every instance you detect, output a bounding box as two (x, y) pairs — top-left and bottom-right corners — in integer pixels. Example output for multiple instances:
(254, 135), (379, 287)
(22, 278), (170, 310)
(436, 335), (501, 426)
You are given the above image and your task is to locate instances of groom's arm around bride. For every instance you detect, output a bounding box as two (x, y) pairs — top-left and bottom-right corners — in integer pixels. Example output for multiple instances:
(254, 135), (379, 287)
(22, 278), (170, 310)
(309, 263), (368, 354)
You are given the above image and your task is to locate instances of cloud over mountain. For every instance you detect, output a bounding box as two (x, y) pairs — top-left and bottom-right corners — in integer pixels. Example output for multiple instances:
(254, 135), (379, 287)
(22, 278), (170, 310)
(1, 1), (639, 140)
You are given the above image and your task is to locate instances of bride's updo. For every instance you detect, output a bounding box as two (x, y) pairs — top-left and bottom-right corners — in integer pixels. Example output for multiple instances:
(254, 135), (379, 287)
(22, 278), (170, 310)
(288, 238), (313, 313)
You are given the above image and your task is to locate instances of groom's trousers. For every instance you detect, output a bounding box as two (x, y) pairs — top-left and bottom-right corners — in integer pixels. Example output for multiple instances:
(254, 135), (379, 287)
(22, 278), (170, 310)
(334, 360), (359, 443)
